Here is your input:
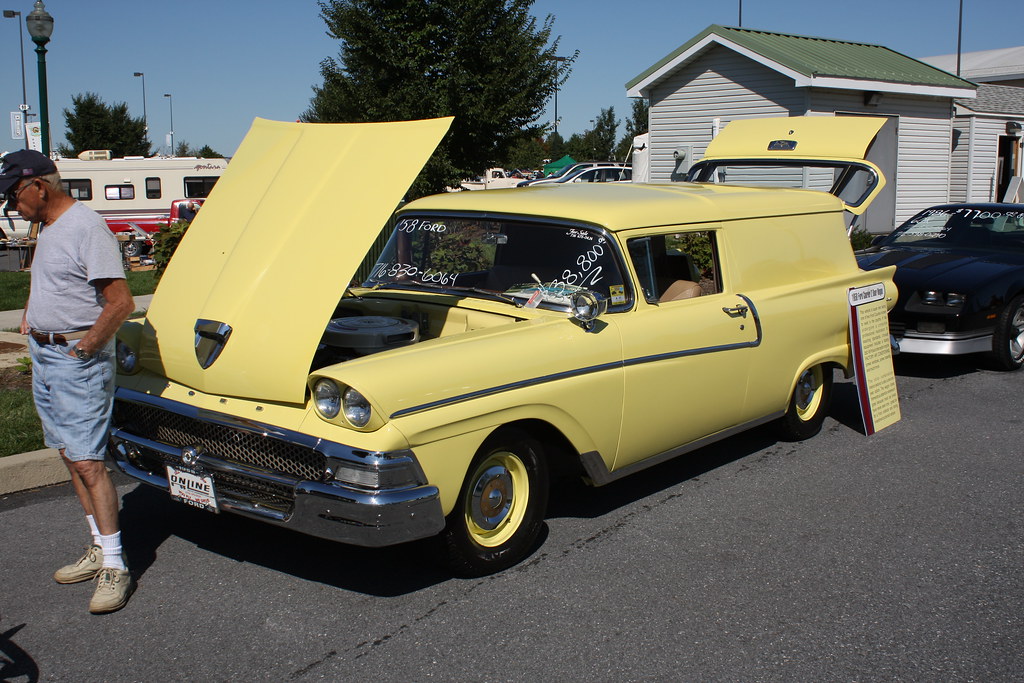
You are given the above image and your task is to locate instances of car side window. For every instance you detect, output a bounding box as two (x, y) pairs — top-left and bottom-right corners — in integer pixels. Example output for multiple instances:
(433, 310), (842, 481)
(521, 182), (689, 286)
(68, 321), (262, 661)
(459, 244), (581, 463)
(628, 231), (722, 304)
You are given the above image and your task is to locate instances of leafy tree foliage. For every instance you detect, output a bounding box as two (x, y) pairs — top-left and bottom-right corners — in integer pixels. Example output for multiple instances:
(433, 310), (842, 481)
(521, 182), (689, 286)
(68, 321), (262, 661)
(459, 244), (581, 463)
(545, 130), (565, 162)
(304, 0), (576, 198)
(615, 98), (649, 161)
(564, 107), (619, 161)
(174, 141), (224, 158)
(57, 92), (150, 158)
(504, 135), (547, 171)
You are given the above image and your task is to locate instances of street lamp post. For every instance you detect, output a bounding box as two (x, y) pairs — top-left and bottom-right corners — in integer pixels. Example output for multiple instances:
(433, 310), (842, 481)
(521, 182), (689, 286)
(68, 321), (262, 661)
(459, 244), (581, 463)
(2, 9), (29, 149)
(25, 0), (53, 157)
(550, 56), (567, 136)
(134, 72), (147, 134)
(163, 93), (174, 155)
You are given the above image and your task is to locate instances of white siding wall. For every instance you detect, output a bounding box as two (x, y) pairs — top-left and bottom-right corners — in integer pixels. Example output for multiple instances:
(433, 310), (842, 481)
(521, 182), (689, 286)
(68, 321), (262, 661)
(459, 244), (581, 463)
(951, 116), (1006, 202)
(808, 90), (954, 224)
(647, 46), (806, 181)
(950, 116), (971, 202)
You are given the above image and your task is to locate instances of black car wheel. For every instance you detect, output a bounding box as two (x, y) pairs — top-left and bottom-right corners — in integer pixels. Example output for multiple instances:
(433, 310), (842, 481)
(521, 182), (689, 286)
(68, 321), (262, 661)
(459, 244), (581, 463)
(121, 240), (142, 258)
(774, 364), (833, 441)
(991, 293), (1024, 371)
(438, 427), (549, 577)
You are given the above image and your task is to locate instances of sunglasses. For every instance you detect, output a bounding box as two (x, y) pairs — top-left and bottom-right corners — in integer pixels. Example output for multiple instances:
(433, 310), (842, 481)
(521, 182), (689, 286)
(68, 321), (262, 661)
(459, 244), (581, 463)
(4, 178), (38, 210)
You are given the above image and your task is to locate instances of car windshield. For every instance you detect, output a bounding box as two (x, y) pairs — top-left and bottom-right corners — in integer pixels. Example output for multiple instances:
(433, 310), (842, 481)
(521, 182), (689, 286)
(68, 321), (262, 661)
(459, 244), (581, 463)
(879, 207), (1024, 251)
(365, 215), (629, 310)
(686, 160), (878, 207)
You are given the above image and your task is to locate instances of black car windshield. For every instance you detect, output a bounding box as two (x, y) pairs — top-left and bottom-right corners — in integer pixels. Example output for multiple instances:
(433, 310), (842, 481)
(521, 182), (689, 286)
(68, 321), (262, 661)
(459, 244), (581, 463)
(365, 215), (629, 310)
(879, 206), (1024, 251)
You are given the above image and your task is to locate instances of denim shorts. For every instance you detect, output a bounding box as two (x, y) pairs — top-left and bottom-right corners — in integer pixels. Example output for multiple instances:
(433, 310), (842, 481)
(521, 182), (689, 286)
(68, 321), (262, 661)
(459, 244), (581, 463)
(29, 336), (116, 461)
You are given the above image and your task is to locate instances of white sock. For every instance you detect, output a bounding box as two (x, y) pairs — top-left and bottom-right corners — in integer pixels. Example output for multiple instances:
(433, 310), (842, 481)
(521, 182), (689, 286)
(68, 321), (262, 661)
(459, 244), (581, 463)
(86, 515), (101, 546)
(98, 532), (127, 570)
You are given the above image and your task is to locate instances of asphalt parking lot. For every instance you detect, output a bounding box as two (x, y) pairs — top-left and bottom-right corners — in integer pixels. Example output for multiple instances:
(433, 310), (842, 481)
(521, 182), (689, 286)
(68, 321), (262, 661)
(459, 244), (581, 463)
(0, 355), (1020, 681)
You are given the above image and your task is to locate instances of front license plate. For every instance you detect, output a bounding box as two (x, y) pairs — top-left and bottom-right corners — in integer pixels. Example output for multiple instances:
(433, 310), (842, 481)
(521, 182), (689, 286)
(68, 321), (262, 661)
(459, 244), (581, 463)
(167, 465), (219, 513)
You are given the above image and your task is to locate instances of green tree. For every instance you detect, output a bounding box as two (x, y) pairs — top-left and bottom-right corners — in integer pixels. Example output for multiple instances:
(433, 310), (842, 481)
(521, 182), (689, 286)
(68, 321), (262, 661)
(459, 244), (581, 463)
(58, 92), (150, 158)
(563, 107), (618, 161)
(503, 135), (547, 170)
(304, 0), (576, 199)
(615, 98), (649, 161)
(173, 141), (223, 158)
(545, 130), (565, 162)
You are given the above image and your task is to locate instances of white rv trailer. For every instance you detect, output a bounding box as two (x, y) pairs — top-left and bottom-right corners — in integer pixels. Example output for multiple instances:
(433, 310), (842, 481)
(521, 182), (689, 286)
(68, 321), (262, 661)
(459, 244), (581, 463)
(1, 151), (227, 244)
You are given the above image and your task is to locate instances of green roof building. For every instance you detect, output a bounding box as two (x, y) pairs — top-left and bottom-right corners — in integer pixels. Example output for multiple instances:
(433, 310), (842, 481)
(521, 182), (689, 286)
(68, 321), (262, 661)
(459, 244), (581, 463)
(626, 25), (987, 232)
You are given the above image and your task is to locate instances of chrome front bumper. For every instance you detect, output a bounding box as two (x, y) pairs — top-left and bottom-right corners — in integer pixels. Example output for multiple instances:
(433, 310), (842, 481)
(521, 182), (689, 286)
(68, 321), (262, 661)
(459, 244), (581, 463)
(108, 389), (445, 548)
(894, 330), (992, 356)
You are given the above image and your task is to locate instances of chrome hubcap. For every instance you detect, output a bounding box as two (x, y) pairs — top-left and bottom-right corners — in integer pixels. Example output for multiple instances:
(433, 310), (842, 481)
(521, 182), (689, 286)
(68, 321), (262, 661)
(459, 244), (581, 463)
(795, 368), (816, 411)
(470, 465), (513, 531)
(1009, 305), (1024, 362)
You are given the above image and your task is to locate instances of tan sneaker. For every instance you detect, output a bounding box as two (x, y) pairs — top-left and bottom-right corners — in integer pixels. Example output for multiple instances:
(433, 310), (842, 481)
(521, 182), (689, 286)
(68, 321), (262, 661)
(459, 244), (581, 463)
(89, 567), (135, 614)
(53, 545), (103, 584)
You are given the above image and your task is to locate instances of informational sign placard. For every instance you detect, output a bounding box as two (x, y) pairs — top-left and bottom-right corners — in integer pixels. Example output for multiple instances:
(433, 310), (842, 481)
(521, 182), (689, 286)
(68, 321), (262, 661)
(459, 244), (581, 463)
(10, 112), (24, 140)
(848, 283), (900, 435)
(25, 121), (41, 152)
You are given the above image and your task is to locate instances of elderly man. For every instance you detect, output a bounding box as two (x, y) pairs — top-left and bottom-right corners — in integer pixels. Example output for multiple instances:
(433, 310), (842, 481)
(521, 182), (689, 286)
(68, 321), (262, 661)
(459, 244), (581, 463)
(0, 150), (135, 614)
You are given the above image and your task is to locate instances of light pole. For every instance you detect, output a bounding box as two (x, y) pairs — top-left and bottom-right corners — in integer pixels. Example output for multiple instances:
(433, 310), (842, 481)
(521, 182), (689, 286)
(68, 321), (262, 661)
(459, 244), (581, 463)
(550, 56), (567, 136)
(163, 93), (174, 155)
(134, 72), (147, 134)
(3, 9), (29, 149)
(25, 0), (53, 157)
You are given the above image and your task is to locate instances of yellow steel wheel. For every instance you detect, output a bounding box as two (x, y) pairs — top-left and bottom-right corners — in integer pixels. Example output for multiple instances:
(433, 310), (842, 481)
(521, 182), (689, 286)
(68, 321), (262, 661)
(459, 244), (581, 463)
(440, 427), (550, 577)
(793, 365), (825, 422)
(463, 452), (529, 548)
(775, 364), (833, 441)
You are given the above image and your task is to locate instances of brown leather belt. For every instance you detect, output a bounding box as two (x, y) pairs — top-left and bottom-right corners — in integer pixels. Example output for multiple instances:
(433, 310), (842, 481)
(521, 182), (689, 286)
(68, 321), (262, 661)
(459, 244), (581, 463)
(29, 329), (89, 345)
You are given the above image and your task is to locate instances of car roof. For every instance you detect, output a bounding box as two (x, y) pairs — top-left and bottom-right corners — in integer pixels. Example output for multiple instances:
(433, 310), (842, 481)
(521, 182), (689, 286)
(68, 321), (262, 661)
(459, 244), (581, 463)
(404, 181), (843, 231)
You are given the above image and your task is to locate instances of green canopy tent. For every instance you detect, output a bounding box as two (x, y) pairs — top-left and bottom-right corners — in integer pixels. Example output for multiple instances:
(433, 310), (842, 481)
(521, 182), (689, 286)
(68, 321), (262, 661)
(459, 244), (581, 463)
(542, 155), (576, 177)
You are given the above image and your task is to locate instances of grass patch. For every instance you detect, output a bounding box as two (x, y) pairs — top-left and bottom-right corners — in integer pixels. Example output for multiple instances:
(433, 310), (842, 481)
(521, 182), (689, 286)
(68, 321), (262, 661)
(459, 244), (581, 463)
(0, 386), (44, 457)
(0, 269), (158, 311)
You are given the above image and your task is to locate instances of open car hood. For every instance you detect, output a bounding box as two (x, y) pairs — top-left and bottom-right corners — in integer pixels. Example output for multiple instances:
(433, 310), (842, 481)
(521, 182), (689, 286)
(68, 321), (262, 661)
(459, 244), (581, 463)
(139, 117), (453, 404)
(687, 116), (887, 215)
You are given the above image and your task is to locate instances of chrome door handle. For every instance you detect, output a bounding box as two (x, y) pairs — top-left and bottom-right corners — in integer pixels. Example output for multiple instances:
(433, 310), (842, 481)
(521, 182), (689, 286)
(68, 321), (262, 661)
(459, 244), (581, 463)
(722, 304), (749, 318)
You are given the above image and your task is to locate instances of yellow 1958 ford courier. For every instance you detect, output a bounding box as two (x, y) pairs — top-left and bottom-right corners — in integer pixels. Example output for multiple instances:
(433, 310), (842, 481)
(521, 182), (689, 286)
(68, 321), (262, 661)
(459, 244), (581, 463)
(108, 117), (896, 575)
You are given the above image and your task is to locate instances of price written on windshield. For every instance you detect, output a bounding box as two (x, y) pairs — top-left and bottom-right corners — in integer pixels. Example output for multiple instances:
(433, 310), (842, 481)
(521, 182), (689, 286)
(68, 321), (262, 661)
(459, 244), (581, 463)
(554, 240), (606, 288)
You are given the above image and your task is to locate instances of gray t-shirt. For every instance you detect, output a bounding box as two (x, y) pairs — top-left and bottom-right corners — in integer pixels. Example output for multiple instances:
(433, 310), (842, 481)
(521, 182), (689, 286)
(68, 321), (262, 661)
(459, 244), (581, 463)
(26, 201), (126, 332)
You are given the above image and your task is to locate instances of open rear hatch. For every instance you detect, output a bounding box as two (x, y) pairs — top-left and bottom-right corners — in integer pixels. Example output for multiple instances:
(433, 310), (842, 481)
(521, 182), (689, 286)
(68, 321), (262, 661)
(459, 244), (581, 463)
(686, 116), (888, 216)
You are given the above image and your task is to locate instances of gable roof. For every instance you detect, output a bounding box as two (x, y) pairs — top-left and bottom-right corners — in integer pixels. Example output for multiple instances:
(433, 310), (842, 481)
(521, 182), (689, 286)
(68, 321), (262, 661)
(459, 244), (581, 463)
(955, 84), (1024, 115)
(627, 25), (977, 99)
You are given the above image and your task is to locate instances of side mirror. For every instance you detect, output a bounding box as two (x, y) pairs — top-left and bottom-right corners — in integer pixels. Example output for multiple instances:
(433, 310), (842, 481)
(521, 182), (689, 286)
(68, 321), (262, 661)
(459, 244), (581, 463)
(571, 290), (608, 331)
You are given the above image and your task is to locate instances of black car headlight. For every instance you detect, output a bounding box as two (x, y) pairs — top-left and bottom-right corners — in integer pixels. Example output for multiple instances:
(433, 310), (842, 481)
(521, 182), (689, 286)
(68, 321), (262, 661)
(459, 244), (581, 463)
(115, 339), (139, 374)
(920, 290), (966, 308)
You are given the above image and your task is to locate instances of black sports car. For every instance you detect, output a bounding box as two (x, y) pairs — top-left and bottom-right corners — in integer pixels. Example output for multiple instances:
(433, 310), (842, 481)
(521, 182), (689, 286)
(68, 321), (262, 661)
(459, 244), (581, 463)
(857, 203), (1024, 370)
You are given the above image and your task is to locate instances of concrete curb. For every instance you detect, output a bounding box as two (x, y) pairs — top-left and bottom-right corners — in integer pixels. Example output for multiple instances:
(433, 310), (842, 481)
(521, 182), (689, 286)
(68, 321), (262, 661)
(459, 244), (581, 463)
(0, 448), (69, 495)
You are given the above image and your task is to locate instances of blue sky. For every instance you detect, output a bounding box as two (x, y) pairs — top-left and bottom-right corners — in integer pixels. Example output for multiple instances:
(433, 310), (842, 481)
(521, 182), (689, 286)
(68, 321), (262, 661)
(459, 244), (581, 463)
(1, 0), (1019, 158)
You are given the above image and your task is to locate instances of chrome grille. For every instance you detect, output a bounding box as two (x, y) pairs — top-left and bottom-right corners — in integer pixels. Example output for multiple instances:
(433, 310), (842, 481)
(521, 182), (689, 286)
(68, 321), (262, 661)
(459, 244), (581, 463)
(115, 400), (326, 482)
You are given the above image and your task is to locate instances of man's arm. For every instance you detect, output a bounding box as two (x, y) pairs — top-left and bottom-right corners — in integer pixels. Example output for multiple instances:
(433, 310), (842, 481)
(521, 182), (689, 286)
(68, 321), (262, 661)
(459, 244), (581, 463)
(75, 278), (135, 357)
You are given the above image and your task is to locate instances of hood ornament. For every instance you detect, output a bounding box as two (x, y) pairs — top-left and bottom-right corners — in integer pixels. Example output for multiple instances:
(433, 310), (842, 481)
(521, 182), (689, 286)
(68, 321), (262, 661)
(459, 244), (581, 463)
(194, 319), (232, 369)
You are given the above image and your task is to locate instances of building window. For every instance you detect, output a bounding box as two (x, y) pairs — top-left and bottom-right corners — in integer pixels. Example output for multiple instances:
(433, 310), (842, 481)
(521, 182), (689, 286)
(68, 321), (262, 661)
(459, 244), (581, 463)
(184, 176), (219, 198)
(145, 177), (162, 199)
(61, 179), (92, 201)
(104, 185), (135, 200)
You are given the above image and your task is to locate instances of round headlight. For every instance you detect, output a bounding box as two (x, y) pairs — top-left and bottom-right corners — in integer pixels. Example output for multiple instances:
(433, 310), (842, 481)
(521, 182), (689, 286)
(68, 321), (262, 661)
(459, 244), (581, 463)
(115, 339), (137, 374)
(921, 291), (943, 305)
(343, 387), (372, 427)
(313, 378), (341, 419)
